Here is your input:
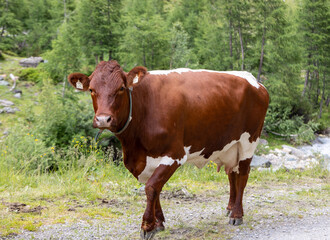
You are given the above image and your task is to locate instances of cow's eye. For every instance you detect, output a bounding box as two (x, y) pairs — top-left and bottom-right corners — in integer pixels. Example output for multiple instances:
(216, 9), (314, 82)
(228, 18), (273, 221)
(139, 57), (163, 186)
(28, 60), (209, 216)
(119, 86), (125, 91)
(89, 89), (93, 93)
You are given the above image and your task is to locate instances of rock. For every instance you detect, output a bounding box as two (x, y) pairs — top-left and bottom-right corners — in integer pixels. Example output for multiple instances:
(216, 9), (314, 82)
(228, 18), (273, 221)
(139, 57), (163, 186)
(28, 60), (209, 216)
(284, 154), (298, 162)
(282, 148), (292, 154)
(132, 185), (145, 194)
(0, 99), (14, 107)
(19, 57), (44, 67)
(14, 93), (21, 98)
(290, 148), (306, 159)
(0, 106), (20, 113)
(3, 130), (9, 135)
(0, 80), (10, 86)
(251, 155), (272, 168)
(0, 75), (4, 81)
(14, 89), (22, 94)
(259, 139), (268, 145)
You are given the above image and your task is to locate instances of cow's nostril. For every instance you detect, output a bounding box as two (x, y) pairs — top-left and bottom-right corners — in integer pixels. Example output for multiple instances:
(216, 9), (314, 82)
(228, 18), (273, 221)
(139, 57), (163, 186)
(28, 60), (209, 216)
(107, 116), (111, 122)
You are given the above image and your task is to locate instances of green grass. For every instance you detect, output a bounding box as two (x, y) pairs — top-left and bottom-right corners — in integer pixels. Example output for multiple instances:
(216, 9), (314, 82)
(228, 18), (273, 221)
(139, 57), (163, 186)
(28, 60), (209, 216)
(0, 156), (329, 236)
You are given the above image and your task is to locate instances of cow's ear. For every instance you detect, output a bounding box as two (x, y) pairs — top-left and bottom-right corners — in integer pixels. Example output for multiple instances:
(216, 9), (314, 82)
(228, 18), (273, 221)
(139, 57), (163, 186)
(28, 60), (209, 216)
(126, 66), (148, 86)
(68, 73), (90, 91)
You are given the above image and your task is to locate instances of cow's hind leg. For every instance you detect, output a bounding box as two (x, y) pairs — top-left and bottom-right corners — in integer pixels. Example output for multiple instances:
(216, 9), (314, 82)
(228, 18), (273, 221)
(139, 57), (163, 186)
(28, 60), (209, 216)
(226, 171), (236, 217)
(228, 158), (252, 226)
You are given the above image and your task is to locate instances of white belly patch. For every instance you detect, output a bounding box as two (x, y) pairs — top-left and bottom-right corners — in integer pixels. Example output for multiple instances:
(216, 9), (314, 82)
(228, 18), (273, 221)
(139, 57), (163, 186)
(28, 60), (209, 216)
(137, 132), (259, 183)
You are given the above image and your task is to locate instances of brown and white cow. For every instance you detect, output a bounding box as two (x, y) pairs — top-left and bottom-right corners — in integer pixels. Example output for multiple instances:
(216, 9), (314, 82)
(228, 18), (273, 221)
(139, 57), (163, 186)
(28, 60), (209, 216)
(68, 60), (269, 240)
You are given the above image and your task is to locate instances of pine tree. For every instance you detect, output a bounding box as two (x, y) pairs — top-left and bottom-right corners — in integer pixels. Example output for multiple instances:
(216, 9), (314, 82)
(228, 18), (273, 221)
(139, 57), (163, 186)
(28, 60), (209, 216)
(118, 0), (170, 70)
(300, 0), (330, 118)
(43, 21), (81, 84)
(0, 0), (27, 53)
(169, 22), (192, 69)
(74, 0), (120, 65)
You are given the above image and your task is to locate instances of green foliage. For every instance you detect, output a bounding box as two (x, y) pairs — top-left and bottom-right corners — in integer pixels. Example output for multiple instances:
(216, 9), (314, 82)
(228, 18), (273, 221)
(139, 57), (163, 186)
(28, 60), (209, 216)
(169, 22), (195, 68)
(35, 83), (95, 147)
(0, 0), (329, 150)
(118, 0), (170, 70)
(18, 68), (43, 83)
(0, 83), (100, 172)
(0, 51), (4, 60)
(43, 21), (82, 83)
(296, 123), (317, 145)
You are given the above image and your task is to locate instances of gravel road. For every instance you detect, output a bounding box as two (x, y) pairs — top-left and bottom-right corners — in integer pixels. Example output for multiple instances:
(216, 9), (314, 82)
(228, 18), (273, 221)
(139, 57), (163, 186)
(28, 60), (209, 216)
(6, 188), (329, 240)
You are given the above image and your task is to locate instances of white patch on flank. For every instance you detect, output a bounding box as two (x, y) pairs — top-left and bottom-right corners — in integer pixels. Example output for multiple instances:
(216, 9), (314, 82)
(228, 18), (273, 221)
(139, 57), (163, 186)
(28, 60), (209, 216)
(149, 69), (260, 89)
(133, 75), (139, 84)
(137, 132), (259, 183)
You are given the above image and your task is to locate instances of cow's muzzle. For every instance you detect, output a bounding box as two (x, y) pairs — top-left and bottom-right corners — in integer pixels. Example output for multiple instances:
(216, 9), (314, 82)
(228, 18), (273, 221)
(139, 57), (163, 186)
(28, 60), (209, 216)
(94, 115), (112, 128)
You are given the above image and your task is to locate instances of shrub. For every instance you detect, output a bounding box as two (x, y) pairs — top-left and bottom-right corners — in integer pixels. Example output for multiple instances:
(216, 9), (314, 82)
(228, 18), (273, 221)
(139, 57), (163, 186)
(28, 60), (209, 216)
(0, 51), (4, 61)
(0, 83), (111, 173)
(34, 83), (96, 148)
(18, 68), (43, 83)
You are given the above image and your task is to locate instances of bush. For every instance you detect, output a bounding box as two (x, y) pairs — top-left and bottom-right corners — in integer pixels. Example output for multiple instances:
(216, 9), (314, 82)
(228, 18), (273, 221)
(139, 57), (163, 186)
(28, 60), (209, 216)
(0, 83), (110, 173)
(34, 83), (96, 147)
(18, 68), (43, 83)
(0, 51), (4, 61)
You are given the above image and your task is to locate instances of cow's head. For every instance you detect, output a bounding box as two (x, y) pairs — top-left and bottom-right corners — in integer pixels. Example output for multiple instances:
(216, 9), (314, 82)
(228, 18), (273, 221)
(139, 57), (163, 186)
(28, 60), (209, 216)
(68, 60), (147, 133)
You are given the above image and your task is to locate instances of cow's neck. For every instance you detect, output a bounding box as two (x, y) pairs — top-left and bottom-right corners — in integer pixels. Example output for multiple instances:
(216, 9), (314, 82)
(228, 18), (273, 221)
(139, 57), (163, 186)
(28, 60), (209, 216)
(115, 85), (149, 176)
(116, 85), (147, 147)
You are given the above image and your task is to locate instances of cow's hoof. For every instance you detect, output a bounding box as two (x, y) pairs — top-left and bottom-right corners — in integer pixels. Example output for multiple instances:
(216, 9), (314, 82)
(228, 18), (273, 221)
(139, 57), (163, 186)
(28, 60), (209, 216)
(140, 229), (157, 240)
(226, 210), (232, 217)
(229, 217), (243, 226)
(156, 225), (165, 232)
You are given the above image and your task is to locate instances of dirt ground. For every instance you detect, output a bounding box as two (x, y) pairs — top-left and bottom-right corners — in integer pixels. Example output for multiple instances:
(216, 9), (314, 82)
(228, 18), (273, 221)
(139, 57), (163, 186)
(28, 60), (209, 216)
(4, 176), (329, 240)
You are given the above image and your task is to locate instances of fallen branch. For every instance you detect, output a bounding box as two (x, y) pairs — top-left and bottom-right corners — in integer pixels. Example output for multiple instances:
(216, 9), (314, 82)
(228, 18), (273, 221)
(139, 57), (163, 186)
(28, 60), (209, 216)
(266, 129), (298, 138)
(9, 73), (17, 91)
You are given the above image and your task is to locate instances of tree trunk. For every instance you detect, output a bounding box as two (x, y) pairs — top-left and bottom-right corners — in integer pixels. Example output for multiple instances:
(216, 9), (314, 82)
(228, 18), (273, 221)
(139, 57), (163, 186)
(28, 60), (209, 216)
(95, 54), (99, 66)
(318, 71), (326, 119)
(315, 59), (320, 105)
(107, 0), (112, 61)
(302, 52), (312, 96)
(63, 0), (67, 20)
(325, 95), (330, 107)
(238, 26), (244, 70)
(142, 43), (146, 67)
(229, 18), (233, 70)
(302, 69), (310, 96)
(108, 50), (112, 61)
(257, 25), (266, 82)
(62, 75), (66, 98)
(100, 53), (104, 61)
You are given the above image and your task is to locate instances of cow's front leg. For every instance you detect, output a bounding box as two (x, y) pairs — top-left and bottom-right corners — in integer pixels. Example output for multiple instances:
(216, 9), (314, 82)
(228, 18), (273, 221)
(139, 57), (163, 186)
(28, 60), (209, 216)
(140, 163), (179, 240)
(228, 158), (252, 226)
(155, 195), (165, 231)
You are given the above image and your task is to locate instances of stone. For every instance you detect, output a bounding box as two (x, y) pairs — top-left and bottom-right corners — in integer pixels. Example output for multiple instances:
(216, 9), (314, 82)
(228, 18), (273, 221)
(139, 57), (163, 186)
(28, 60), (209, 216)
(14, 89), (22, 94)
(14, 93), (21, 98)
(0, 80), (9, 86)
(19, 57), (44, 67)
(0, 107), (20, 113)
(0, 75), (4, 81)
(259, 139), (268, 145)
(251, 155), (272, 168)
(0, 99), (14, 107)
